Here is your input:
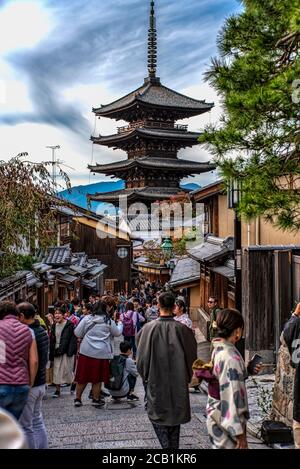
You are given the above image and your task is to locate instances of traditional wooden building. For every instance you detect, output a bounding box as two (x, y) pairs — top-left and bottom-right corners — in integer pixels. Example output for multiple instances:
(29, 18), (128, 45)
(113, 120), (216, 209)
(0, 271), (27, 303)
(189, 180), (300, 362)
(33, 247), (107, 313)
(243, 246), (300, 363)
(88, 1), (215, 207)
(169, 256), (200, 322)
(0, 251), (42, 305)
(56, 204), (132, 293)
(170, 235), (235, 334)
(133, 256), (172, 285)
(191, 180), (300, 246)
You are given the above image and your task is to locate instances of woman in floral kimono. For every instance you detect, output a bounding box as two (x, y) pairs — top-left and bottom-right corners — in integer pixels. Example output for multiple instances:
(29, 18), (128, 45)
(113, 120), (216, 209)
(206, 309), (250, 449)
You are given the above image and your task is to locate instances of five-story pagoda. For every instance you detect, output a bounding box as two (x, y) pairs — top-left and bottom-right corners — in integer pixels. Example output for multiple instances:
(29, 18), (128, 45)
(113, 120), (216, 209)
(88, 1), (215, 207)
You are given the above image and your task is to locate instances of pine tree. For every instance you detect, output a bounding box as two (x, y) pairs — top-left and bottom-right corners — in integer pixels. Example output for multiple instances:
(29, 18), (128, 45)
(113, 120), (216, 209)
(200, 0), (300, 230)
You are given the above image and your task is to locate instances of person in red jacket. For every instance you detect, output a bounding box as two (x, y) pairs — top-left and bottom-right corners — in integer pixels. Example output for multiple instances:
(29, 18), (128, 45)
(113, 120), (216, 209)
(0, 301), (38, 419)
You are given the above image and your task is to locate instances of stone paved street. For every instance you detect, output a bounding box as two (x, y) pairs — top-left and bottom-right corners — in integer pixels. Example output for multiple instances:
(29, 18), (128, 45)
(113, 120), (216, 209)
(43, 335), (268, 450)
(43, 378), (212, 449)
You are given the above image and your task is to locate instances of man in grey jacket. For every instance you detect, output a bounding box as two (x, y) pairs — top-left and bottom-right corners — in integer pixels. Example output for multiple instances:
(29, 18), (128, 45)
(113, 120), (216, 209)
(136, 292), (197, 449)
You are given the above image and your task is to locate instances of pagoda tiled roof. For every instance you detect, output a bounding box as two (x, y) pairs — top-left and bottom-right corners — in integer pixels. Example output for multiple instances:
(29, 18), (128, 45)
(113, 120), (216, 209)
(91, 127), (201, 146)
(88, 186), (189, 203)
(89, 156), (215, 174)
(93, 80), (213, 117)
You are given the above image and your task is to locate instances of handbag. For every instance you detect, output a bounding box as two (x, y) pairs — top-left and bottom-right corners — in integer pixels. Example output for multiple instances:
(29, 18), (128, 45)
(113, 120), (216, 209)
(260, 420), (294, 445)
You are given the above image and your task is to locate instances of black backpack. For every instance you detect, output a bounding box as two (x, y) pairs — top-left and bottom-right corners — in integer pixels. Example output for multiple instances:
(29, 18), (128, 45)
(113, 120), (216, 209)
(106, 355), (127, 391)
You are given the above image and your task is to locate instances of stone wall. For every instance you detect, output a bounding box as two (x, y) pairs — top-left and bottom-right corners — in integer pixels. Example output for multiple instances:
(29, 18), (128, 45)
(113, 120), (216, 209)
(270, 335), (295, 426)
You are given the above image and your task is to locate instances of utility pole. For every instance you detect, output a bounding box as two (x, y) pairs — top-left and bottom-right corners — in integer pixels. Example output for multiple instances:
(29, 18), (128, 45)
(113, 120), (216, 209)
(46, 145), (60, 187)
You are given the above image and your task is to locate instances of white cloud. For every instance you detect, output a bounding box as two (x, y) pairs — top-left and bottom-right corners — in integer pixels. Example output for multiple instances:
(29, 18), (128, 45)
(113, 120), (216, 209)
(0, 0), (235, 189)
(0, 78), (6, 104)
(0, 1), (53, 54)
(0, 65), (32, 113)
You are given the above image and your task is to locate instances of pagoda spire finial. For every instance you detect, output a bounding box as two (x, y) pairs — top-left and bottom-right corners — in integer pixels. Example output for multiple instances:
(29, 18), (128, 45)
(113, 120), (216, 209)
(148, 1), (157, 79)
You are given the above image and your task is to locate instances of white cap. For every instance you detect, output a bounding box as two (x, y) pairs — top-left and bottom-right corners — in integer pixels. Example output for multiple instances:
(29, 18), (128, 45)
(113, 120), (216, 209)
(0, 409), (26, 449)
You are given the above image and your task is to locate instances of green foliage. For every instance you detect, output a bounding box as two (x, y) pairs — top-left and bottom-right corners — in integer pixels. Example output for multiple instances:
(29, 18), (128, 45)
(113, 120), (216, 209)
(142, 232), (196, 264)
(18, 255), (36, 271)
(173, 237), (187, 256)
(143, 240), (163, 265)
(0, 154), (70, 279)
(0, 254), (36, 280)
(173, 230), (198, 256)
(200, 0), (300, 230)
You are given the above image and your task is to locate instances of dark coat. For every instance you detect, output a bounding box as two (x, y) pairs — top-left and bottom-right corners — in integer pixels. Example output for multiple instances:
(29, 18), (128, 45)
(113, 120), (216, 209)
(136, 317), (197, 426)
(283, 315), (300, 422)
(49, 321), (77, 361)
(30, 320), (49, 387)
(209, 306), (222, 340)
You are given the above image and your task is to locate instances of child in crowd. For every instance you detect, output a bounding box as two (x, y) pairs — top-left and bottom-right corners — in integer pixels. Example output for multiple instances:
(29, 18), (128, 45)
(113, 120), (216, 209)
(109, 341), (139, 402)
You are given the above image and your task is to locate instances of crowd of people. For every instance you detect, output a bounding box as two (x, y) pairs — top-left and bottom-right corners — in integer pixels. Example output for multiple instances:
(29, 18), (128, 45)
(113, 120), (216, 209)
(0, 280), (299, 450)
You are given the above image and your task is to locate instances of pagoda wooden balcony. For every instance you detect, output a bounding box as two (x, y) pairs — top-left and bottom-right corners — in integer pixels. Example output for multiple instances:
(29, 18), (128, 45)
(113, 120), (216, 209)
(117, 121), (188, 134)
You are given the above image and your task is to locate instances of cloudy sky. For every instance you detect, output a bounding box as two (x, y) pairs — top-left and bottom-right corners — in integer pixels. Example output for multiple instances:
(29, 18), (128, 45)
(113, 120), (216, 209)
(0, 0), (241, 189)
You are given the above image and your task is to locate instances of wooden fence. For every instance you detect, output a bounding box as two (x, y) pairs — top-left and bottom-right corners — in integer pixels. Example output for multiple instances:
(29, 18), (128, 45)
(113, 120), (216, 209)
(243, 246), (300, 363)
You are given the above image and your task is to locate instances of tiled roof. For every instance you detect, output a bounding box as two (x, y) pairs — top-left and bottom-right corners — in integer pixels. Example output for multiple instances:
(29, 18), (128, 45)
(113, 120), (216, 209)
(89, 156), (215, 174)
(188, 235), (234, 262)
(88, 186), (189, 202)
(134, 256), (168, 270)
(211, 260), (235, 279)
(69, 265), (89, 275)
(247, 245), (300, 251)
(169, 256), (200, 287)
(54, 205), (84, 218)
(55, 267), (70, 275)
(93, 81), (213, 115)
(57, 273), (78, 284)
(25, 272), (40, 288)
(82, 279), (97, 289)
(33, 263), (52, 274)
(127, 214), (191, 232)
(44, 247), (72, 266)
(190, 179), (223, 196)
(0, 271), (27, 289)
(91, 128), (201, 146)
(88, 265), (107, 276)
